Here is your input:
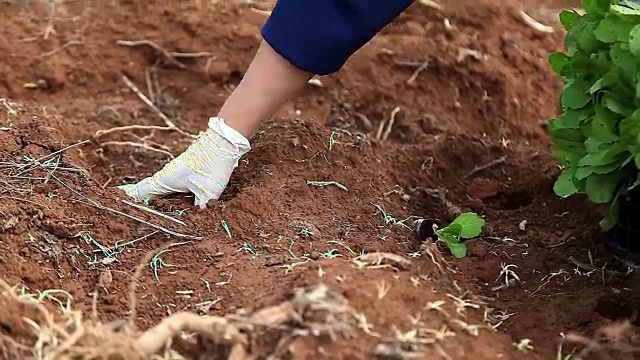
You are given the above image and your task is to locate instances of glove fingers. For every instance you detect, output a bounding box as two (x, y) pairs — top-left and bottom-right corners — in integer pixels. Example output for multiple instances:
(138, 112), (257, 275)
(118, 174), (182, 204)
(118, 182), (149, 204)
(187, 176), (228, 209)
(117, 117), (250, 208)
(119, 174), (223, 208)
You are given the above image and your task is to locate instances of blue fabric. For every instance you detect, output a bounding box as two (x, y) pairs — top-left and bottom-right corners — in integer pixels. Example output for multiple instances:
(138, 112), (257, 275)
(262, 0), (414, 75)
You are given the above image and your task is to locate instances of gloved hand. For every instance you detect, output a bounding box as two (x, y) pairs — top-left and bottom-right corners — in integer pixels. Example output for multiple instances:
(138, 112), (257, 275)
(118, 117), (251, 208)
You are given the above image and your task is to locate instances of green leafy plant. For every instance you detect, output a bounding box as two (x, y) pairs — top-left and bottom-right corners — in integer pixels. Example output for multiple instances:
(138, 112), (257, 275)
(548, 0), (640, 229)
(434, 212), (485, 258)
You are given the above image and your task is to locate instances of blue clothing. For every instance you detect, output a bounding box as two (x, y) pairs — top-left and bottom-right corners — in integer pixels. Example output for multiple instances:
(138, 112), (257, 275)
(262, 0), (414, 75)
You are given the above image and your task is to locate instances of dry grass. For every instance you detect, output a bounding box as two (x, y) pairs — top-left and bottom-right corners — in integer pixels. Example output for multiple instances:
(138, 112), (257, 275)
(0, 280), (353, 360)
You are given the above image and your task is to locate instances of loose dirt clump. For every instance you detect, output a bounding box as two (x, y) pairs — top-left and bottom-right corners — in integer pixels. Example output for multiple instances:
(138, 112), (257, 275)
(1, 1), (639, 359)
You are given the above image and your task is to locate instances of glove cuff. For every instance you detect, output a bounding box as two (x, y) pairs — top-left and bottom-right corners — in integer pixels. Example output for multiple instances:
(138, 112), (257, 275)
(207, 116), (251, 155)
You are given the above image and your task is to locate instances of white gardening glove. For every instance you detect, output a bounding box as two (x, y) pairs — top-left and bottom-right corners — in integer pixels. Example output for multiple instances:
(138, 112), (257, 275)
(118, 117), (250, 208)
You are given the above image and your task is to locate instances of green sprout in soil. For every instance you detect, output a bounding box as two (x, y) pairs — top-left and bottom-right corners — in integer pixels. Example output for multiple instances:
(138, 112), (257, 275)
(201, 278), (211, 292)
(292, 221), (316, 238)
(221, 220), (232, 239)
(514, 338), (534, 353)
(328, 130), (338, 150)
(20, 286), (72, 313)
(433, 212), (485, 258)
(321, 249), (341, 259)
(556, 343), (575, 360)
(286, 239), (298, 259)
(173, 208), (188, 216)
(371, 202), (411, 229)
(80, 232), (121, 266)
(150, 249), (172, 281)
(548, 1), (640, 229)
(237, 242), (257, 255)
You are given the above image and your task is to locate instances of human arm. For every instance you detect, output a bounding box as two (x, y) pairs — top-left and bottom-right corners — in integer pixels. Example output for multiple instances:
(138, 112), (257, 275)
(119, 0), (414, 207)
(225, 0), (415, 139)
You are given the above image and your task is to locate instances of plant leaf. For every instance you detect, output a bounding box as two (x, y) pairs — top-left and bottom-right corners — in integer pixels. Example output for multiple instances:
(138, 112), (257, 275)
(554, 168), (579, 197)
(599, 196), (620, 230)
(449, 212), (485, 239)
(629, 24), (640, 57)
(589, 105), (621, 143)
(585, 172), (621, 203)
(554, 108), (595, 130)
(594, 14), (634, 43)
(549, 52), (571, 75)
(559, 9), (582, 30)
(436, 223), (462, 238)
(601, 92), (634, 116)
(610, 3), (640, 21)
(589, 68), (623, 94)
(611, 43), (636, 74)
(582, 0), (611, 15)
(618, 110), (640, 145)
(446, 242), (468, 259)
(561, 78), (592, 109)
(634, 153), (640, 168)
(577, 22), (606, 54)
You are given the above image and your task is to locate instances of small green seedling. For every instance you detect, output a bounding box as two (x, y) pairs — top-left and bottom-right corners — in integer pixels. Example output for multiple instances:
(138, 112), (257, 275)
(328, 131), (338, 150)
(237, 242), (257, 255)
(286, 239), (297, 259)
(20, 286), (72, 313)
(201, 278), (211, 292)
(221, 220), (232, 239)
(321, 249), (341, 259)
(514, 338), (534, 353)
(371, 203), (411, 229)
(80, 232), (120, 266)
(433, 212), (485, 258)
(150, 249), (172, 281)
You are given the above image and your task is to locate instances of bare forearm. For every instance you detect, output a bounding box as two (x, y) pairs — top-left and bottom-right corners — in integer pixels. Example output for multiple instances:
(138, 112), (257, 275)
(219, 41), (313, 139)
(219, 0), (413, 139)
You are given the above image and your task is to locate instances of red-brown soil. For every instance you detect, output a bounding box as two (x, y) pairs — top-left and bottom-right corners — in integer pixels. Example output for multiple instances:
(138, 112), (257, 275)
(1, 1), (639, 359)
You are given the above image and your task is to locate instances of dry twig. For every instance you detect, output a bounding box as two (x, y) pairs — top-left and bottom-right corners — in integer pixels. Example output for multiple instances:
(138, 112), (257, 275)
(354, 252), (412, 271)
(462, 156), (507, 180)
(519, 10), (554, 33)
(93, 125), (176, 138)
(121, 74), (194, 138)
(306, 180), (348, 192)
(0, 277), (351, 360)
(375, 107), (401, 141)
(394, 60), (429, 85)
(417, 0), (442, 10)
(122, 200), (185, 225)
(36, 40), (84, 58)
(568, 256), (630, 277)
(71, 197), (199, 240)
(98, 141), (174, 159)
(117, 40), (213, 69)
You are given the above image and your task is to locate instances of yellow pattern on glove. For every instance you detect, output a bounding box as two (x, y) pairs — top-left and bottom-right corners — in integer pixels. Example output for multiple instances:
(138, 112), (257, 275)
(118, 117), (250, 208)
